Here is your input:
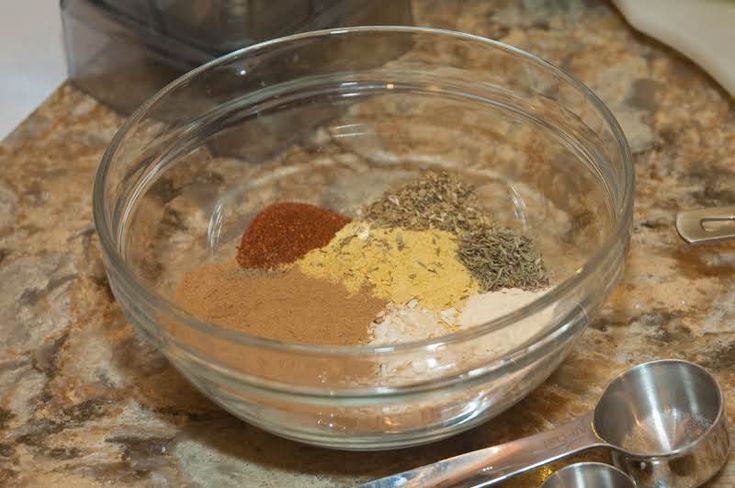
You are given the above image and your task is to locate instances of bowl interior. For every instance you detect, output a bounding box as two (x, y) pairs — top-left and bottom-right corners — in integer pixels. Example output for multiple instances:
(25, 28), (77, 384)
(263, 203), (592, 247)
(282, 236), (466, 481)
(118, 47), (620, 294)
(97, 28), (631, 387)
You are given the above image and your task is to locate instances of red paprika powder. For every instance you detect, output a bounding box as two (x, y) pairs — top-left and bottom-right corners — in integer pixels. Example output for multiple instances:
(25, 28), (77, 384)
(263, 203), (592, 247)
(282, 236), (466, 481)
(237, 202), (350, 269)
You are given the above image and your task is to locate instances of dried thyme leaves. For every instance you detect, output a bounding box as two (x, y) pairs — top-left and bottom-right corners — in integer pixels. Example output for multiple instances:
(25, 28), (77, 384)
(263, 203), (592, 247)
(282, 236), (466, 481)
(458, 227), (549, 291)
(365, 171), (550, 292)
(364, 171), (489, 233)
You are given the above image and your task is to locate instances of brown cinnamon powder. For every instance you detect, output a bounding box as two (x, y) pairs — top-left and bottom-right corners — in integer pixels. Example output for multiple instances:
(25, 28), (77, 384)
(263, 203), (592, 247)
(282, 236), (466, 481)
(174, 261), (384, 346)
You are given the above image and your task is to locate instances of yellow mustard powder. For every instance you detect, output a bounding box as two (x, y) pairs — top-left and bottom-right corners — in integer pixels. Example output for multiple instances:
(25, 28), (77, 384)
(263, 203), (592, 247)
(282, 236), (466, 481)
(295, 222), (480, 310)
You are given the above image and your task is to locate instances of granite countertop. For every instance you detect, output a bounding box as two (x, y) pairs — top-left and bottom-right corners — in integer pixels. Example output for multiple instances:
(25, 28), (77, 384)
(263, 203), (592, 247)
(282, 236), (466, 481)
(1, 1), (734, 486)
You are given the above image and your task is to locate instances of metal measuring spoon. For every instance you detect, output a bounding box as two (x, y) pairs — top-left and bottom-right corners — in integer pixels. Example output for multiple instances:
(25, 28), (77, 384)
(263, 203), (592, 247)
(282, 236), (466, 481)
(541, 462), (635, 488)
(676, 206), (735, 244)
(359, 359), (729, 488)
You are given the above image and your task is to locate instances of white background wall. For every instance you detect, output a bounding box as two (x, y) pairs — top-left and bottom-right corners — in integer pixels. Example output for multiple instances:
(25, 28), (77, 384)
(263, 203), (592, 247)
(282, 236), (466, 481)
(0, 2), (66, 139)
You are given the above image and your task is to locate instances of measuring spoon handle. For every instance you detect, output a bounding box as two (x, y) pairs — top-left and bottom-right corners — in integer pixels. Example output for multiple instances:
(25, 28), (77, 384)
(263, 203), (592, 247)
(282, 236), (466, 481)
(676, 206), (735, 244)
(357, 413), (603, 488)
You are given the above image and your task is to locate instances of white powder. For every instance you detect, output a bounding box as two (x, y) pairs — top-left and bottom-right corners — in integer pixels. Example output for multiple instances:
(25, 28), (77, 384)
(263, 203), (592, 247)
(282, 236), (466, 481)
(370, 300), (458, 345)
(369, 288), (554, 383)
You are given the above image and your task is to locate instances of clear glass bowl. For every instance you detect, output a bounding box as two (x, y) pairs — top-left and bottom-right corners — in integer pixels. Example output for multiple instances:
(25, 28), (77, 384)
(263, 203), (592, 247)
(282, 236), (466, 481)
(93, 26), (633, 450)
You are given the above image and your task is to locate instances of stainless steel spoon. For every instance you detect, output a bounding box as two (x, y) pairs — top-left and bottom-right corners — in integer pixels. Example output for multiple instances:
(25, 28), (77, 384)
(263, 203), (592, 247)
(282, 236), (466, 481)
(541, 462), (635, 488)
(676, 206), (735, 244)
(359, 359), (729, 488)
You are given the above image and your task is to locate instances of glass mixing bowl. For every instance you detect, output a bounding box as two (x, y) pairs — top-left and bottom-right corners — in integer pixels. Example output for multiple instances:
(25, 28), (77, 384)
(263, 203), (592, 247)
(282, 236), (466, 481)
(93, 26), (633, 450)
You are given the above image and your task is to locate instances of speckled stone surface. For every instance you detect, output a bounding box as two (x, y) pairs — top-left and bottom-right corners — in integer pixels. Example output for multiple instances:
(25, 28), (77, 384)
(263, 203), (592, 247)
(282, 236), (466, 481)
(1, 1), (734, 486)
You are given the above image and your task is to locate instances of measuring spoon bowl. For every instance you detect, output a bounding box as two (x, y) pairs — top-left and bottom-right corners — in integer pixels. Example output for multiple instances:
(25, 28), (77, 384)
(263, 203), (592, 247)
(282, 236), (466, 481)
(359, 359), (728, 488)
(541, 462), (635, 488)
(594, 359), (729, 488)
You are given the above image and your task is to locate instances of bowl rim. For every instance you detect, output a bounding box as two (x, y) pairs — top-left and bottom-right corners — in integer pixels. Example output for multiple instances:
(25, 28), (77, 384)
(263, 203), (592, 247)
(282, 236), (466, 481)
(93, 25), (634, 356)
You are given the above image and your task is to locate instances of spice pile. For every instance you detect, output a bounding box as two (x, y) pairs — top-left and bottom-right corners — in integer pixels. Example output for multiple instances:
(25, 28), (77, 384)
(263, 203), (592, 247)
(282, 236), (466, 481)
(297, 223), (478, 310)
(236, 202), (350, 268)
(175, 171), (552, 351)
(365, 171), (548, 291)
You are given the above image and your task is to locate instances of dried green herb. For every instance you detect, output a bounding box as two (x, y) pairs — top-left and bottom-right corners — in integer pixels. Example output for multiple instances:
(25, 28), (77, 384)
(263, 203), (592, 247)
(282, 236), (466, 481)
(364, 170), (550, 292)
(458, 227), (549, 291)
(364, 171), (488, 233)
